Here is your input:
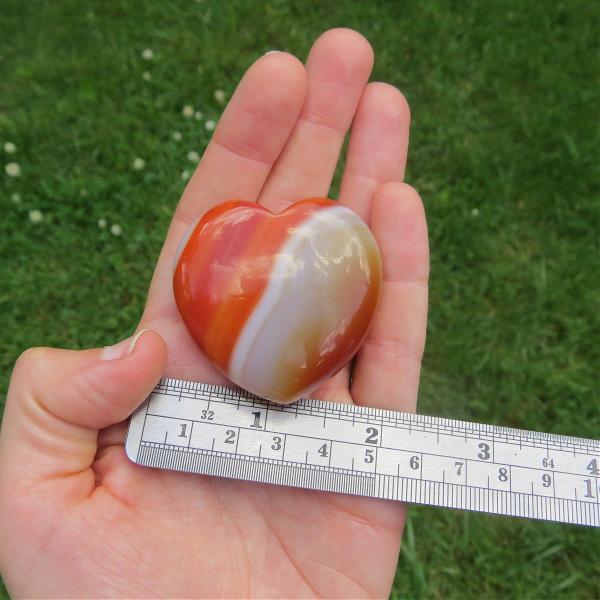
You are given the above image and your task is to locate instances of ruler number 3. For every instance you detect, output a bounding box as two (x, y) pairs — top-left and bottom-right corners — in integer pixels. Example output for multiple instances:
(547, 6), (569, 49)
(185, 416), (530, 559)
(478, 442), (491, 460)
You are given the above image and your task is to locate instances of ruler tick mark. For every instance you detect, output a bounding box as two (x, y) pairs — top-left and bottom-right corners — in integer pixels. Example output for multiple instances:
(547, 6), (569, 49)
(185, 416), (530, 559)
(126, 378), (600, 527)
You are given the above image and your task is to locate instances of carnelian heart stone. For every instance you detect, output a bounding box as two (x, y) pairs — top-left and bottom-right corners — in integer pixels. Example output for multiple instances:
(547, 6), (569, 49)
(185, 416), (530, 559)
(173, 198), (382, 404)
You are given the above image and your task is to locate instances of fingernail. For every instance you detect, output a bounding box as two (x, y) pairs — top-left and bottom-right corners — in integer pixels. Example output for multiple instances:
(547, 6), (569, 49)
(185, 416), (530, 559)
(264, 50), (281, 55)
(101, 329), (149, 361)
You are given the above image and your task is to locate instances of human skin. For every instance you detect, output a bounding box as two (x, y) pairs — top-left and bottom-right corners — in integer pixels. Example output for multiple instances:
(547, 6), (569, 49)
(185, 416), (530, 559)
(0, 28), (429, 598)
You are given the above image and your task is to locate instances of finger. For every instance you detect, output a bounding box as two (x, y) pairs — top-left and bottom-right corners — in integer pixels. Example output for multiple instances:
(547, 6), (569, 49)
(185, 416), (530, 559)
(97, 421), (128, 449)
(144, 53), (307, 317)
(351, 183), (429, 410)
(310, 366), (352, 404)
(339, 82), (410, 223)
(258, 28), (374, 212)
(0, 330), (167, 484)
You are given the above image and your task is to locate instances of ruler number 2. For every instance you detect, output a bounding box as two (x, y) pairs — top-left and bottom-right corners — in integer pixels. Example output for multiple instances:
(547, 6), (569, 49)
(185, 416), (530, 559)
(365, 427), (379, 445)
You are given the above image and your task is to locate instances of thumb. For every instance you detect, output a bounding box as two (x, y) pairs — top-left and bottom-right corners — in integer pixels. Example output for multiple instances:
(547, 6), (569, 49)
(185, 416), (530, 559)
(0, 329), (167, 482)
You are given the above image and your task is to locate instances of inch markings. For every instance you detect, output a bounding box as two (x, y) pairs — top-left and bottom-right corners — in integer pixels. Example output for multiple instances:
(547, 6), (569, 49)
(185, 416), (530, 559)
(126, 378), (600, 527)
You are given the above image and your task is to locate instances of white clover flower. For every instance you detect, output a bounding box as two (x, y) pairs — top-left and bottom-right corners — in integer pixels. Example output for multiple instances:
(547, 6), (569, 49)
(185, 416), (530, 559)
(142, 48), (154, 60)
(5, 162), (20, 177)
(132, 157), (146, 171)
(98, 218), (107, 228)
(29, 209), (43, 223)
(11, 192), (21, 203)
(142, 70), (152, 81)
(110, 224), (122, 236)
(214, 89), (226, 104)
(194, 111), (204, 120)
(471, 208), (479, 217)
(172, 131), (182, 142)
(4, 142), (16, 154)
(187, 150), (200, 162)
(204, 120), (216, 131)
(181, 170), (190, 180)
(182, 105), (194, 118)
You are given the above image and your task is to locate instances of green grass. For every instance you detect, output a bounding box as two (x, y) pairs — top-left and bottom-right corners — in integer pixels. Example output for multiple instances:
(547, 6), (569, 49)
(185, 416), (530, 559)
(1, 0), (598, 598)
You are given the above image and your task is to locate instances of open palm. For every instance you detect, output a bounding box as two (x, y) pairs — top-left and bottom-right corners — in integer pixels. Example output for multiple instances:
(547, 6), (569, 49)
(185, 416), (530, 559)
(0, 29), (428, 598)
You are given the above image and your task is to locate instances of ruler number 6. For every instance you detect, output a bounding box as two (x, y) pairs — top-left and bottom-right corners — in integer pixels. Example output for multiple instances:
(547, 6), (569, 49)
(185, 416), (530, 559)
(365, 427), (379, 445)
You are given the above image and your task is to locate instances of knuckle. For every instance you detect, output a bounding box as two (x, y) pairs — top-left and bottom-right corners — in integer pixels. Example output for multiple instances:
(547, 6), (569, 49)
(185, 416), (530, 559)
(13, 347), (52, 379)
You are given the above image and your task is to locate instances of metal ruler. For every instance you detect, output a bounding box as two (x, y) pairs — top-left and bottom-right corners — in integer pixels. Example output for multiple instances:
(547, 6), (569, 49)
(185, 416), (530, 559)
(126, 378), (600, 527)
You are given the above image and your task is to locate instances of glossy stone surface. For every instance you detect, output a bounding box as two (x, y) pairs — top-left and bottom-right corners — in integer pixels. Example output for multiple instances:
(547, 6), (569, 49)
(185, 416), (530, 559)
(173, 199), (382, 404)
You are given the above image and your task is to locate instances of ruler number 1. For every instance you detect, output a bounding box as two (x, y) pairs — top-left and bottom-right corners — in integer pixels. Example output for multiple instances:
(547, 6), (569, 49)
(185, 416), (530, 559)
(583, 479), (596, 499)
(251, 411), (263, 429)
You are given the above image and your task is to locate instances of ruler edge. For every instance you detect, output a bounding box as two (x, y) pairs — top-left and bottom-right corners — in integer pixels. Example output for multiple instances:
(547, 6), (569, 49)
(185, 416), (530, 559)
(127, 377), (599, 450)
(124, 378), (599, 527)
(131, 441), (598, 527)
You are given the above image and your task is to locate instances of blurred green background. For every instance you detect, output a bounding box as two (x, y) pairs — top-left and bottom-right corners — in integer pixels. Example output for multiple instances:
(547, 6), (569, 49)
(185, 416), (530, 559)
(1, 0), (598, 598)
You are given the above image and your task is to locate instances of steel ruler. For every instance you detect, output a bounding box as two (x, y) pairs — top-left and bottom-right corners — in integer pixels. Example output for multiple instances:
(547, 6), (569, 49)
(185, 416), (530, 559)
(126, 378), (600, 527)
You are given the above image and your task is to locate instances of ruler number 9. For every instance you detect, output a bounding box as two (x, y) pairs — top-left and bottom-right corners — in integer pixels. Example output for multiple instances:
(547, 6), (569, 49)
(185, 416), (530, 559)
(365, 427), (379, 445)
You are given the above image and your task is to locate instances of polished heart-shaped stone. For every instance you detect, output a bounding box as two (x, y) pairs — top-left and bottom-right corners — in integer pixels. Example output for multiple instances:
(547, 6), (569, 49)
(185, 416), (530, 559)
(173, 199), (382, 404)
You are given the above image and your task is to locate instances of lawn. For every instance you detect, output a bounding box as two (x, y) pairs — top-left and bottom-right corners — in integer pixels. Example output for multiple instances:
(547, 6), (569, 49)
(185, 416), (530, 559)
(1, 0), (598, 598)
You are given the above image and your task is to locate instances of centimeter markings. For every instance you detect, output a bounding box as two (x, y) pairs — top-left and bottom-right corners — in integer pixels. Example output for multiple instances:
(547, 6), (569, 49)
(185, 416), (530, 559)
(126, 378), (600, 527)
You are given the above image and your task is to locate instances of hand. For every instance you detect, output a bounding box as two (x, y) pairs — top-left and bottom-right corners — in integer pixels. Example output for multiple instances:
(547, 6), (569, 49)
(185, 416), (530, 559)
(0, 29), (428, 598)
